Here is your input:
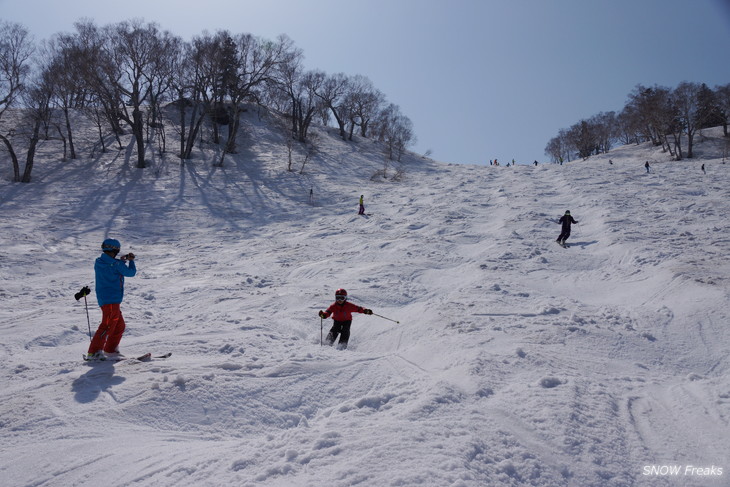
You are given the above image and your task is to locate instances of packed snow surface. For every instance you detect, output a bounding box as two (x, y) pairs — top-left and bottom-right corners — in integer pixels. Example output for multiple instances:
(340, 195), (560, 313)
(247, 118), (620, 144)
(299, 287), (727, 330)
(1, 112), (729, 487)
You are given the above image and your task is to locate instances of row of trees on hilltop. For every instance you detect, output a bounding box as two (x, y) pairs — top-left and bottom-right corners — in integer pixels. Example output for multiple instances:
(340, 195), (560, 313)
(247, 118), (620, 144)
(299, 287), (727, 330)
(545, 81), (730, 163)
(0, 19), (415, 182)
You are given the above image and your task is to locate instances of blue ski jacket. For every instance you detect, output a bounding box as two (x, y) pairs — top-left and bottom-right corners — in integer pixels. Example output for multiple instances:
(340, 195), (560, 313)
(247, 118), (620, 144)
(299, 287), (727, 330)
(95, 252), (136, 306)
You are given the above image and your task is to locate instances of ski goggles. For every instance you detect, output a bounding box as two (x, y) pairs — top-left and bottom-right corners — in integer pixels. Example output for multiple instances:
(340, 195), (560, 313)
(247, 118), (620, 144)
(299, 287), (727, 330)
(335, 295), (347, 302)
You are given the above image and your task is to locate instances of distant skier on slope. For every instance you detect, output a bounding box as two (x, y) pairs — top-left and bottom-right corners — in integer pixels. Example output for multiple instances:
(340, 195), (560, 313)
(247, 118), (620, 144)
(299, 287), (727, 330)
(318, 289), (372, 349)
(358, 195), (366, 215)
(556, 211), (579, 247)
(87, 238), (136, 360)
(645, 161), (650, 173)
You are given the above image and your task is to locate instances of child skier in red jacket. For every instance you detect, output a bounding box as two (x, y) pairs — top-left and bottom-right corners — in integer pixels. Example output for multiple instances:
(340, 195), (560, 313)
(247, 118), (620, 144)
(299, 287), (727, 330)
(318, 288), (372, 349)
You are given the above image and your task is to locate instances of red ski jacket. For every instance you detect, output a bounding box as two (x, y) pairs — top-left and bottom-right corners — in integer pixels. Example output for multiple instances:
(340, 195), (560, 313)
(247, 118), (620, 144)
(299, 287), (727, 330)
(323, 301), (366, 321)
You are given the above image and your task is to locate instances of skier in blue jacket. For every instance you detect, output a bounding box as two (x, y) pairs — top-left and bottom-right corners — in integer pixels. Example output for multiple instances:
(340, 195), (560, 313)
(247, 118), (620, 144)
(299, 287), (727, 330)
(87, 238), (136, 360)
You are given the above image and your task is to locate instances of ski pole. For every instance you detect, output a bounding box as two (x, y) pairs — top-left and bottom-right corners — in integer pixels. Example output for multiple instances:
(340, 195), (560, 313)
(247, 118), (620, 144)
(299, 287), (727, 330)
(83, 295), (92, 340)
(320, 317), (323, 346)
(372, 313), (399, 324)
(74, 286), (92, 341)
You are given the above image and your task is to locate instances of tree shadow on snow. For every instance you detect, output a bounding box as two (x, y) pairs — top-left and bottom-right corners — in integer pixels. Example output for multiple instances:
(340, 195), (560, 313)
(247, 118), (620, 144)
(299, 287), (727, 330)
(72, 365), (126, 404)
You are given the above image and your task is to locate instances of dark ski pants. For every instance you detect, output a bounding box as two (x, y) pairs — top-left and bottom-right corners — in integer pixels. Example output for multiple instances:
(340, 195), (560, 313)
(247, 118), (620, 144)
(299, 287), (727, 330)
(557, 230), (571, 243)
(326, 320), (352, 349)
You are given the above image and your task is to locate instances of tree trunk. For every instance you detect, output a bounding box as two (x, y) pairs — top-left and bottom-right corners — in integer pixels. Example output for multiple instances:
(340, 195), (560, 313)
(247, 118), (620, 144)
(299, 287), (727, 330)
(95, 120), (106, 153)
(686, 131), (695, 159)
(290, 98), (299, 139)
(56, 126), (68, 161)
(671, 133), (682, 160)
(21, 119), (42, 183)
(63, 107), (76, 159)
(224, 109), (242, 155)
(183, 109), (206, 160)
(332, 109), (347, 140)
(0, 133), (20, 182)
(132, 107), (146, 168)
(178, 99), (186, 161)
(156, 122), (166, 155)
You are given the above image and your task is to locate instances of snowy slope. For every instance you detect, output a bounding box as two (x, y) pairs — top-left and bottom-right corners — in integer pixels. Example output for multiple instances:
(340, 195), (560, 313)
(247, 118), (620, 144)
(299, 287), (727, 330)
(0, 110), (729, 487)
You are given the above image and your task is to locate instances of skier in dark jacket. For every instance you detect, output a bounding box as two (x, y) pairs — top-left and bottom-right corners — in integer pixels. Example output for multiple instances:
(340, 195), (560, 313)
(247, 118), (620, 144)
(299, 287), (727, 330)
(556, 211), (578, 247)
(318, 289), (372, 349)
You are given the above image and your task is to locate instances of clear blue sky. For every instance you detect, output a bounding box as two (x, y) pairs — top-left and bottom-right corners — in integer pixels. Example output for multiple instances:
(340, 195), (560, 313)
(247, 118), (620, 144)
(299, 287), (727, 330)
(2, 0), (730, 165)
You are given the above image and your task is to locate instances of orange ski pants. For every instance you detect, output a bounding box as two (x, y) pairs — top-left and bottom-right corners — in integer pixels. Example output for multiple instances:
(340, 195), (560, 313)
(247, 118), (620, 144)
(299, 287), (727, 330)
(88, 303), (126, 354)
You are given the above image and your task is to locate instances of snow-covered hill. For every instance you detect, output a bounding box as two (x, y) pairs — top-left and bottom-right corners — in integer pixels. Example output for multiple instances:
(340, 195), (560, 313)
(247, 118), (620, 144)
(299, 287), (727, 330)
(1, 110), (729, 487)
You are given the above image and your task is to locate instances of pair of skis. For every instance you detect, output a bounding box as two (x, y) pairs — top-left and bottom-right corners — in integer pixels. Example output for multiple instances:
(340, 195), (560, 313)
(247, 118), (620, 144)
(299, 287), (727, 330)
(83, 352), (172, 363)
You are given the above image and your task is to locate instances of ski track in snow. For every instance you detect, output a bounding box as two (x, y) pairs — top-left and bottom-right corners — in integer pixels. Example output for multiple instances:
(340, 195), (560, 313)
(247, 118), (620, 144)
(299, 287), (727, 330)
(1, 111), (729, 487)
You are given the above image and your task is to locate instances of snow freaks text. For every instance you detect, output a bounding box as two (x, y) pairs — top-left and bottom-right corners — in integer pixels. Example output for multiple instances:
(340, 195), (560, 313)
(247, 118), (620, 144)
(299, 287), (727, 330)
(642, 465), (723, 477)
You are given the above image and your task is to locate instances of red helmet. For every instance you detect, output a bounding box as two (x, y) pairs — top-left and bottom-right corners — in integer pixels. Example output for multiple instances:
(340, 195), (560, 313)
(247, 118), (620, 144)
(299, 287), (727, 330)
(335, 289), (347, 302)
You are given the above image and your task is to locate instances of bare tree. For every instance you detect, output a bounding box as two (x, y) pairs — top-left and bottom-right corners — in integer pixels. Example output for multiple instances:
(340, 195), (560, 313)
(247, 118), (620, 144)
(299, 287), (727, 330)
(67, 20), (125, 152)
(345, 75), (384, 139)
(41, 33), (93, 160)
(1, 19), (421, 176)
(616, 106), (642, 145)
(292, 70), (324, 143)
(171, 31), (226, 161)
(102, 20), (181, 168)
(145, 30), (180, 156)
(549, 81), (730, 162)
(314, 72), (351, 140)
(589, 111), (618, 154)
(67, 19), (175, 168)
(695, 83), (724, 130)
(715, 83), (730, 137)
(169, 40), (196, 161)
(373, 103), (415, 162)
(544, 129), (571, 163)
(217, 33), (296, 166)
(673, 81), (703, 159)
(625, 84), (675, 149)
(0, 21), (34, 181)
(565, 120), (597, 160)
(0, 21), (33, 121)
(274, 56), (324, 143)
(1, 63), (56, 183)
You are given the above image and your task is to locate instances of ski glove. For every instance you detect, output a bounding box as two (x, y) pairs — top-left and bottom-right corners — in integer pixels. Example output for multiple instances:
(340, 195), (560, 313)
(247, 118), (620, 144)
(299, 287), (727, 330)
(363, 309), (373, 315)
(74, 286), (91, 301)
(319, 310), (327, 318)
